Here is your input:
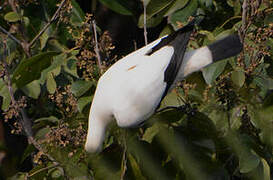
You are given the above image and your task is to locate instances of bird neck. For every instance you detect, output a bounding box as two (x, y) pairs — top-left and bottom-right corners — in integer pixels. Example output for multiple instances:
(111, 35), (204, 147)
(85, 111), (108, 153)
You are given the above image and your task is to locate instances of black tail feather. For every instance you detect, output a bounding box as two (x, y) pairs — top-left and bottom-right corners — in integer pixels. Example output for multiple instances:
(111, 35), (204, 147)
(208, 34), (243, 62)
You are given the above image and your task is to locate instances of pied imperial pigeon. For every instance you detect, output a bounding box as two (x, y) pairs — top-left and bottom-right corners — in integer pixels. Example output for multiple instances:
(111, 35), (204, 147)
(85, 21), (243, 153)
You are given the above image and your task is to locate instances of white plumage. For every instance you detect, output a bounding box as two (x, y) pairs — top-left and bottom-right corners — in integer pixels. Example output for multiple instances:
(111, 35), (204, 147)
(85, 24), (242, 153)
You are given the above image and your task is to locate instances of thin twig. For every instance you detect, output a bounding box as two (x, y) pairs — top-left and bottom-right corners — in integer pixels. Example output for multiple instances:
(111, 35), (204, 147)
(0, 26), (21, 45)
(29, 0), (67, 47)
(240, 0), (248, 43)
(219, 16), (242, 29)
(27, 163), (59, 177)
(91, 18), (103, 73)
(143, 1), (148, 45)
(8, 0), (17, 13)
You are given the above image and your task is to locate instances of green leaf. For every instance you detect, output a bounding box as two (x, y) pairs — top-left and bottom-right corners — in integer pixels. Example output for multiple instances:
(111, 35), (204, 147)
(7, 172), (28, 180)
(146, 0), (173, 17)
(0, 80), (11, 110)
(23, 16), (30, 27)
(202, 60), (227, 84)
(231, 70), (245, 87)
(138, 0), (173, 28)
(4, 12), (21, 22)
(169, 0), (198, 30)
(46, 73), (57, 94)
(128, 153), (146, 180)
(64, 58), (78, 77)
(254, 77), (273, 91)
(40, 53), (66, 84)
(99, 0), (133, 15)
(159, 24), (173, 37)
(71, 80), (94, 97)
(50, 167), (64, 178)
(142, 0), (151, 6)
(20, 145), (35, 164)
(199, 0), (212, 8)
(261, 158), (270, 180)
(35, 127), (50, 140)
(226, 132), (261, 174)
(160, 90), (182, 107)
(199, 30), (215, 41)
(71, 0), (85, 26)
(239, 151), (260, 173)
(21, 80), (41, 99)
(164, 0), (189, 16)
(40, 31), (49, 50)
(34, 116), (59, 123)
(77, 96), (93, 113)
(138, 9), (166, 28)
(150, 108), (184, 124)
(12, 51), (59, 88)
(142, 123), (160, 143)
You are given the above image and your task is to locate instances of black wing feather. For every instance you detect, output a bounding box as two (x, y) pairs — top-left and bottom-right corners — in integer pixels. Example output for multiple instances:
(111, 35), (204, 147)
(146, 23), (194, 108)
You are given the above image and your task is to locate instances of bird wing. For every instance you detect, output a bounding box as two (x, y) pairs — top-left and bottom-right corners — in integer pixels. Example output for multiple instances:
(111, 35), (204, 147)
(146, 23), (194, 108)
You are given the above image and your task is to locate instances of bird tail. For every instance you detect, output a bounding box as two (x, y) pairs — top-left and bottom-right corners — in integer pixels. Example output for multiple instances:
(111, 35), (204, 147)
(207, 34), (243, 62)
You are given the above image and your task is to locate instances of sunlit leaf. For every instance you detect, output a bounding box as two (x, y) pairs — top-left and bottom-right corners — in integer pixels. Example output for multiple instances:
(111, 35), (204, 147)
(46, 73), (57, 94)
(4, 12), (21, 22)
(40, 31), (49, 50)
(23, 16), (30, 27)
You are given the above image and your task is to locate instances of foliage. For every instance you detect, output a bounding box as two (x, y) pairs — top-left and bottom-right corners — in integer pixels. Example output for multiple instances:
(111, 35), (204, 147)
(0, 0), (272, 179)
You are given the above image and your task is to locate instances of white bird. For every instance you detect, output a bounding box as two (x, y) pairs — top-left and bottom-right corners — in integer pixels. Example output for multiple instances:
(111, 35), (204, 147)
(85, 22), (243, 153)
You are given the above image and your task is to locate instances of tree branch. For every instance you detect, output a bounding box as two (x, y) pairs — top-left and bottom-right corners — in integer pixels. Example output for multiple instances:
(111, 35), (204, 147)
(143, 1), (148, 45)
(240, 0), (248, 43)
(29, 0), (67, 48)
(91, 18), (103, 74)
(0, 26), (21, 45)
(27, 163), (59, 177)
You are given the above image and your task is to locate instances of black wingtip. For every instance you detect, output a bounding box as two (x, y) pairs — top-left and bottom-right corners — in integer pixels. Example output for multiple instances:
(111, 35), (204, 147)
(208, 34), (243, 62)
